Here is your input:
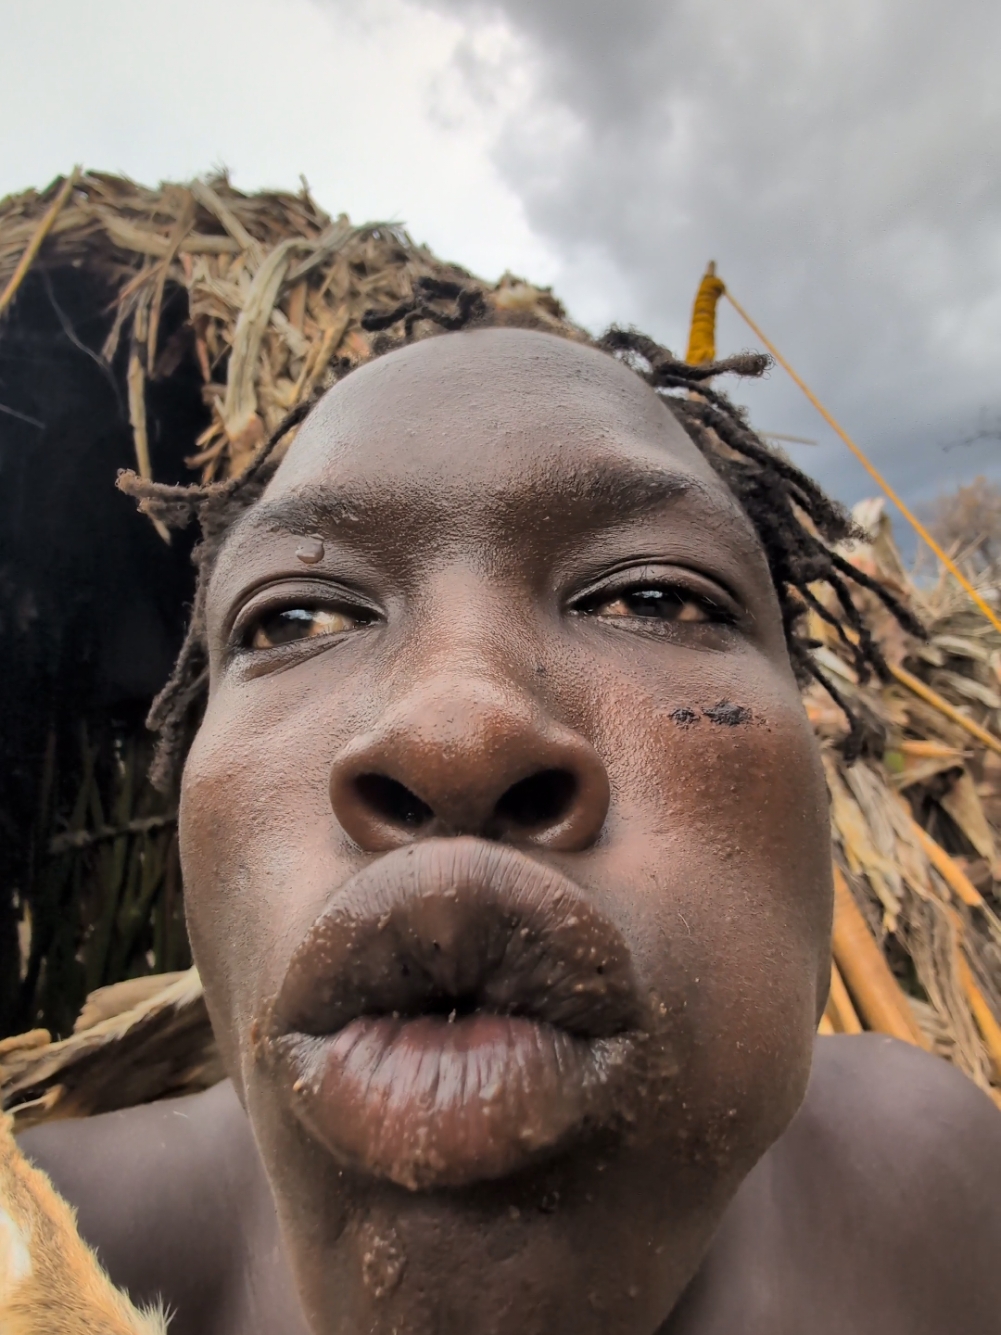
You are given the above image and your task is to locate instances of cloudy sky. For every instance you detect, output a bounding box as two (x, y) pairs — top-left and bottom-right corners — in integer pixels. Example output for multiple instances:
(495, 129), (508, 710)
(2, 0), (999, 524)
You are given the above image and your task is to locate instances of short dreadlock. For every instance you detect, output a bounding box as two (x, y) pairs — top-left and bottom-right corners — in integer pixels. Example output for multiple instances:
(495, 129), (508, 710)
(119, 275), (924, 792)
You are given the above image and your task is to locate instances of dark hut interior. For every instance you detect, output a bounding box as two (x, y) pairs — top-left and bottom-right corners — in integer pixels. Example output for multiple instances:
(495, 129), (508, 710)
(0, 262), (203, 1037)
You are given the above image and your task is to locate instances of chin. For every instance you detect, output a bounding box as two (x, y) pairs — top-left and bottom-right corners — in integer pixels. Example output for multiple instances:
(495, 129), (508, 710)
(244, 985), (813, 1335)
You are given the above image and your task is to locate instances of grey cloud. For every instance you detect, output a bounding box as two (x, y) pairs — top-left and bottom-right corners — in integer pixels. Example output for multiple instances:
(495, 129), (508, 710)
(415, 0), (1001, 520)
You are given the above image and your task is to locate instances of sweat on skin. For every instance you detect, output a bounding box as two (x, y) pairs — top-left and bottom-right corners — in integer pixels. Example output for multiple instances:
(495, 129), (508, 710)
(14, 329), (1001, 1335)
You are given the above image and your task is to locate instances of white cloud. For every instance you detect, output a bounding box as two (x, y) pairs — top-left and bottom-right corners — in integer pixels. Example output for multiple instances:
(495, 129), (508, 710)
(419, 0), (1001, 511)
(0, 0), (555, 283)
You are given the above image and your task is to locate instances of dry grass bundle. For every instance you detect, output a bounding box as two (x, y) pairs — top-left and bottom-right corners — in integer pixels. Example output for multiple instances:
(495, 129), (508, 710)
(2, 171), (1001, 1122)
(808, 498), (1001, 1102)
(0, 170), (579, 485)
(0, 969), (218, 1132)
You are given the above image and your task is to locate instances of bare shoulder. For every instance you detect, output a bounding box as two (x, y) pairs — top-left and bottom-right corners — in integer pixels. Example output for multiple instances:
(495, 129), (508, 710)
(671, 1036), (1001, 1335)
(803, 1036), (1001, 1325)
(17, 1080), (268, 1335)
(797, 1033), (1001, 1212)
(17, 1078), (255, 1240)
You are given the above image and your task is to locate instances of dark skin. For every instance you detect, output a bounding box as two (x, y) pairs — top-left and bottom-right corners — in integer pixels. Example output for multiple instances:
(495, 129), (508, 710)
(21, 329), (1001, 1334)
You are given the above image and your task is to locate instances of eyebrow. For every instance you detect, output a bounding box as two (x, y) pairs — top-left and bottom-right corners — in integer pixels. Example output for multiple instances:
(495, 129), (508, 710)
(243, 488), (369, 537)
(237, 460), (706, 542)
(557, 460), (699, 518)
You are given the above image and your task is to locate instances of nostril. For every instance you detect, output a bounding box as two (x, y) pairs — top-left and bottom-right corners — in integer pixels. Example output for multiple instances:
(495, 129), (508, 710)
(354, 774), (434, 829)
(494, 768), (577, 831)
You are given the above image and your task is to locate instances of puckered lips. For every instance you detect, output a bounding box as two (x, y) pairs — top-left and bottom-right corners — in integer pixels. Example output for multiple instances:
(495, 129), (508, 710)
(259, 837), (647, 1191)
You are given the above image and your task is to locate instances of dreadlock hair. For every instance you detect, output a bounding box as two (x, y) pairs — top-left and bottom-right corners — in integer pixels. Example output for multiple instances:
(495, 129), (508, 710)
(118, 275), (925, 793)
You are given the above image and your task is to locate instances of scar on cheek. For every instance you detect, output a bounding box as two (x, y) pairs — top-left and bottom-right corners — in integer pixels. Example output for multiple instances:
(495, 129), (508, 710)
(703, 700), (753, 726)
(670, 700), (753, 728)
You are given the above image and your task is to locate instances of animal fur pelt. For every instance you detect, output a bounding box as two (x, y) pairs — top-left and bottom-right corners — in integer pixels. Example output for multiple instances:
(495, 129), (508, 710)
(0, 1112), (168, 1333)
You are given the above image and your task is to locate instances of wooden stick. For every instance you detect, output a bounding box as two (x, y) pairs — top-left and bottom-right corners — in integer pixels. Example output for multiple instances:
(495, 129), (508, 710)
(909, 817), (985, 908)
(49, 813), (177, 856)
(287, 280), (307, 332)
(724, 286), (1001, 637)
(828, 958), (863, 1033)
(898, 739), (966, 760)
(0, 167), (80, 319)
(888, 662), (1001, 757)
(831, 865), (928, 1047)
(943, 901), (1001, 1086)
(147, 191), (196, 374)
(954, 946), (1001, 1083)
(126, 346), (170, 544)
(296, 309), (350, 402)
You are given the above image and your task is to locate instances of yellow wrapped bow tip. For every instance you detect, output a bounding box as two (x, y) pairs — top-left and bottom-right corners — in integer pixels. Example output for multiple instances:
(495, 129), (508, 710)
(685, 261), (726, 366)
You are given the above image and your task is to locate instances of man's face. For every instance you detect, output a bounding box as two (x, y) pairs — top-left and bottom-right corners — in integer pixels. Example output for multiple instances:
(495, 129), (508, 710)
(180, 329), (832, 1334)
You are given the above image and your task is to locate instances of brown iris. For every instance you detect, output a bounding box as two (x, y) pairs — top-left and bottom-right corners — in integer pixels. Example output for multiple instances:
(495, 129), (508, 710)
(250, 606), (365, 650)
(588, 587), (714, 623)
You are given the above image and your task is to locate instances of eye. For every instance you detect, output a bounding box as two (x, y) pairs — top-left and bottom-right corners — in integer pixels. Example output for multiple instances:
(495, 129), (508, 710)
(245, 604), (372, 650)
(577, 578), (733, 626)
(590, 587), (714, 623)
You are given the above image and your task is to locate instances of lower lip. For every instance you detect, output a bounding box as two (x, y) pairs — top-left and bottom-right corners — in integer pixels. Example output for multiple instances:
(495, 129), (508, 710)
(271, 1013), (634, 1190)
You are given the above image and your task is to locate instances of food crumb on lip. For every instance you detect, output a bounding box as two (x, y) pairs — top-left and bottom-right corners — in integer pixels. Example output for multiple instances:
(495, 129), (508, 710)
(269, 1013), (645, 1190)
(267, 838), (644, 1045)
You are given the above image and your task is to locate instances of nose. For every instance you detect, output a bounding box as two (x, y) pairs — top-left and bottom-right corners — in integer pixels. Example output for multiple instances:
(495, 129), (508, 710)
(329, 678), (609, 853)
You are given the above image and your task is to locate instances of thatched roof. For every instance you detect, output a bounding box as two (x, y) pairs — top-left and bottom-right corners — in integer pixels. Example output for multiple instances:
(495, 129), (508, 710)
(1, 171), (1000, 1122)
(0, 170), (580, 484)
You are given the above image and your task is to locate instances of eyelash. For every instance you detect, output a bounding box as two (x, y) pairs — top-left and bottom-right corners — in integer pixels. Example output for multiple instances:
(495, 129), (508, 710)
(232, 570), (738, 657)
(571, 574), (738, 626)
(232, 588), (378, 655)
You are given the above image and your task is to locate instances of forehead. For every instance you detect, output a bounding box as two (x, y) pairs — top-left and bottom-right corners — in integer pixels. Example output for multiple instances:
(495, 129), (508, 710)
(263, 328), (731, 518)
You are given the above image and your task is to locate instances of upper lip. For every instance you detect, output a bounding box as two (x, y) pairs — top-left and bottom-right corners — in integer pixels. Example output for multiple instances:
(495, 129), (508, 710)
(267, 836), (643, 1042)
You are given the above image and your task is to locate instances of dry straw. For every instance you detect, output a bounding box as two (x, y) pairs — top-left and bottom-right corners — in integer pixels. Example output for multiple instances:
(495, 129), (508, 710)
(0, 170), (578, 486)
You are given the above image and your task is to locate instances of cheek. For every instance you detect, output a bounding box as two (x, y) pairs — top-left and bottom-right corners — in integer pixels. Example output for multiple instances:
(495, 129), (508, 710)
(177, 678), (358, 1073)
(580, 649), (832, 1130)
(586, 642), (831, 948)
